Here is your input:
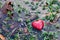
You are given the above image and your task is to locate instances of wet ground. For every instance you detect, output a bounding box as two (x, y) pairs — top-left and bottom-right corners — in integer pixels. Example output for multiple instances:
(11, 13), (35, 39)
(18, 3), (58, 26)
(0, 0), (60, 40)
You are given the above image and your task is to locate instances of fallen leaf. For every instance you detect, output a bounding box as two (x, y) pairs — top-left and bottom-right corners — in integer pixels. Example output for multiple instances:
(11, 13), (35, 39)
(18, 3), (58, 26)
(23, 27), (28, 33)
(0, 34), (6, 40)
(1, 1), (13, 14)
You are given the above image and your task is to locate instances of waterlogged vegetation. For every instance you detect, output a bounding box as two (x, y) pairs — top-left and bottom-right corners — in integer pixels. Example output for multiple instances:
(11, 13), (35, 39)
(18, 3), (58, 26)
(0, 0), (60, 40)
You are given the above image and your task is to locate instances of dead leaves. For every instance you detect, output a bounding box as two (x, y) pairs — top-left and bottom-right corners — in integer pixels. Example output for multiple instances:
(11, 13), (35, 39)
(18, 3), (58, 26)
(23, 27), (28, 33)
(23, 27), (29, 35)
(1, 1), (13, 14)
(0, 34), (6, 40)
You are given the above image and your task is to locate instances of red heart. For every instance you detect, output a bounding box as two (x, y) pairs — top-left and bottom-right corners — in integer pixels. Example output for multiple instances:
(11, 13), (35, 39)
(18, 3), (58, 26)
(32, 20), (44, 30)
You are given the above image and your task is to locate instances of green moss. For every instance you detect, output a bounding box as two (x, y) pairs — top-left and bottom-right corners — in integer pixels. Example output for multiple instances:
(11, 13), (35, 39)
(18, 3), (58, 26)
(31, 2), (34, 5)
(5, 17), (11, 21)
(45, 13), (56, 22)
(25, 1), (29, 4)
(7, 11), (12, 15)
(29, 35), (35, 40)
(31, 6), (37, 10)
(0, 2), (2, 8)
(26, 19), (30, 23)
(42, 31), (55, 40)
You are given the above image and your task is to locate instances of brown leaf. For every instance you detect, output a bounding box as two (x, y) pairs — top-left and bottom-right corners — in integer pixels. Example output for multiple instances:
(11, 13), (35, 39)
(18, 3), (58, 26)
(23, 27), (28, 33)
(1, 1), (13, 14)
(0, 34), (6, 40)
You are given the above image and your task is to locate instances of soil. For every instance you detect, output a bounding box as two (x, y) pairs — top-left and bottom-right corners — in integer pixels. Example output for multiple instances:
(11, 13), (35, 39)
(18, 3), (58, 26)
(0, 0), (60, 40)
